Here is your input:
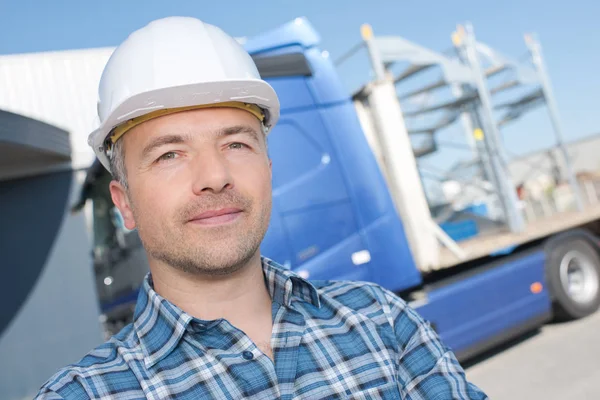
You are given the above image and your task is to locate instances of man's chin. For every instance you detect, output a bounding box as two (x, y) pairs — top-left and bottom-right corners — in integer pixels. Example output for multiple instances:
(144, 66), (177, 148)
(147, 242), (259, 276)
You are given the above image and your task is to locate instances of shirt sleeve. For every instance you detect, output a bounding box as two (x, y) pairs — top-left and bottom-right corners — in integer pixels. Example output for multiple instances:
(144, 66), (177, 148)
(382, 288), (489, 400)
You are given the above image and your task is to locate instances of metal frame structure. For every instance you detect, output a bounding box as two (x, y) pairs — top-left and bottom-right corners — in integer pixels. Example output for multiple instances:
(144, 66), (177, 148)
(462, 28), (584, 212)
(353, 24), (525, 234)
(529, 35), (582, 211)
(456, 24), (526, 232)
(343, 22), (584, 238)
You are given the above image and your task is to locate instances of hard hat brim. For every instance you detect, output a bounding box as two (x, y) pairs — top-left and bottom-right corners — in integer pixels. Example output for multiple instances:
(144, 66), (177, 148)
(89, 79), (280, 171)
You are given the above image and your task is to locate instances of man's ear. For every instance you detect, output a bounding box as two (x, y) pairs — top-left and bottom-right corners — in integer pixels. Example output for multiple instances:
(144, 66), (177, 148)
(109, 181), (136, 230)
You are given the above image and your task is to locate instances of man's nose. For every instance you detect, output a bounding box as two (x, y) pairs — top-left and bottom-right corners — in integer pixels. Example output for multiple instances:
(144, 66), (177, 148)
(190, 148), (234, 195)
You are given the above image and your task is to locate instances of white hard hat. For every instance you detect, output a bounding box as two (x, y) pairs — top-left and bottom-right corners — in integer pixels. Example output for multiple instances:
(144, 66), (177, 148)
(88, 16), (280, 171)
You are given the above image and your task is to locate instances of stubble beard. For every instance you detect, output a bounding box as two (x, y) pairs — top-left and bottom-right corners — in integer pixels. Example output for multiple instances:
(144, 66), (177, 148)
(134, 192), (272, 277)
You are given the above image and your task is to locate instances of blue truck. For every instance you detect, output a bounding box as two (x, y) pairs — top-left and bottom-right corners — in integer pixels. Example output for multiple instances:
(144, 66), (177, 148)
(89, 17), (600, 361)
(91, 17), (600, 361)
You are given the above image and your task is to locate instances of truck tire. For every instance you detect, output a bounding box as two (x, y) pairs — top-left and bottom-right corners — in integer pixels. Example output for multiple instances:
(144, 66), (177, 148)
(546, 237), (600, 321)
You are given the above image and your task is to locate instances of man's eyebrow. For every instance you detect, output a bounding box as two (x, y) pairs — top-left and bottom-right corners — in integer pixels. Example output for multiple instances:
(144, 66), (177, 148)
(140, 125), (261, 160)
(218, 125), (261, 142)
(141, 134), (189, 160)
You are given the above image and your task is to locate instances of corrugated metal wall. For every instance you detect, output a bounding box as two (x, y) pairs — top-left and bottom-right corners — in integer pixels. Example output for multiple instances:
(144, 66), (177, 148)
(0, 48), (115, 397)
(0, 47), (114, 169)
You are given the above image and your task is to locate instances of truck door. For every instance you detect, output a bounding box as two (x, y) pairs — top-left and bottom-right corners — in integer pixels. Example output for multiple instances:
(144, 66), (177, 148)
(255, 51), (373, 282)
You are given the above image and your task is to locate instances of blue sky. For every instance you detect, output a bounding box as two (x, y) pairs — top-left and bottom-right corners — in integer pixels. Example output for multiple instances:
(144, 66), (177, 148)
(2, 0), (599, 179)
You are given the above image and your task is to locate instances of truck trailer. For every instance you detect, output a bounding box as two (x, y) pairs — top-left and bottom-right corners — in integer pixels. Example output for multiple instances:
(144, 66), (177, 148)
(242, 18), (600, 361)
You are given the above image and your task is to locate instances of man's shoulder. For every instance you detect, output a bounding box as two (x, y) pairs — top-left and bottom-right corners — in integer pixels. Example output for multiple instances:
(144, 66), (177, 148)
(35, 324), (141, 399)
(310, 278), (410, 319)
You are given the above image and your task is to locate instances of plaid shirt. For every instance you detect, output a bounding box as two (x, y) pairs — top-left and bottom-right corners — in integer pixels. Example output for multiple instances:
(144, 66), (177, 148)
(36, 257), (487, 399)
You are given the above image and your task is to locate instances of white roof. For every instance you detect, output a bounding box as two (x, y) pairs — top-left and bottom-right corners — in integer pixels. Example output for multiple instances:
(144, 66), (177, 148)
(0, 47), (115, 169)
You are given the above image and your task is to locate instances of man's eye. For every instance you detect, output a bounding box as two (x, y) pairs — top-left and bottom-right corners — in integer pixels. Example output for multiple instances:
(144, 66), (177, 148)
(229, 142), (248, 150)
(157, 152), (178, 162)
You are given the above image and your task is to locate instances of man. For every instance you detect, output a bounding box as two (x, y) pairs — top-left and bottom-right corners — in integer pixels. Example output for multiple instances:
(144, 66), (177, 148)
(36, 16), (487, 399)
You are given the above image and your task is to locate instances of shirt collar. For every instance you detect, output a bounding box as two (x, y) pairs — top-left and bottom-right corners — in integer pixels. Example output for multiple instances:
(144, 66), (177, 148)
(132, 256), (321, 368)
(132, 274), (193, 369)
(261, 257), (321, 309)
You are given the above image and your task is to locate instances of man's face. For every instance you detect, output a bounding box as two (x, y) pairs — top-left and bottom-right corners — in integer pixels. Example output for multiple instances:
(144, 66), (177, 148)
(109, 108), (272, 276)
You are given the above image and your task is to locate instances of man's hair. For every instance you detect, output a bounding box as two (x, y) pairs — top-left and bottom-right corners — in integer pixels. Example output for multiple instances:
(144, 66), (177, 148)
(109, 139), (128, 189)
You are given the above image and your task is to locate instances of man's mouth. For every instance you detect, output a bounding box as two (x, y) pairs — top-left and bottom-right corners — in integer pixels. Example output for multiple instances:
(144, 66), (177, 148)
(188, 208), (243, 226)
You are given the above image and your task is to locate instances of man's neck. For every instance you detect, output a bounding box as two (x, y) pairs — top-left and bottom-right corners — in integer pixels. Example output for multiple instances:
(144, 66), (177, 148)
(148, 252), (272, 323)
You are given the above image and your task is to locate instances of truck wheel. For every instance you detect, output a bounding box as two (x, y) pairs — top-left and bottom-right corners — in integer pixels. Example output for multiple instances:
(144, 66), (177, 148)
(547, 238), (600, 320)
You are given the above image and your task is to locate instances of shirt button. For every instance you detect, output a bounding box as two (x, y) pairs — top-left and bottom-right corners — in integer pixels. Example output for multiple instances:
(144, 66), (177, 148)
(242, 351), (254, 360)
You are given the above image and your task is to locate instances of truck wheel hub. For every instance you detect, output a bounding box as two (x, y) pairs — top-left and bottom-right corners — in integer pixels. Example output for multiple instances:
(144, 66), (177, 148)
(560, 250), (599, 304)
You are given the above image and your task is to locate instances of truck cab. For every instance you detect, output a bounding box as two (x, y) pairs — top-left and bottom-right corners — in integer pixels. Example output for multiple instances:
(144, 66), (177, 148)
(252, 18), (421, 290)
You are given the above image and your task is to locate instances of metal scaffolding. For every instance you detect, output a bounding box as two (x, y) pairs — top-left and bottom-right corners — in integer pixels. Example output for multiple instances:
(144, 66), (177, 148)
(354, 23), (526, 233)
(469, 30), (584, 212)
(342, 20), (585, 236)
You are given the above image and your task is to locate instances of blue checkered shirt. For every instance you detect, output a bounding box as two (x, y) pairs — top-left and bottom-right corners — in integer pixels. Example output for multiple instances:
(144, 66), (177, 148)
(36, 257), (487, 399)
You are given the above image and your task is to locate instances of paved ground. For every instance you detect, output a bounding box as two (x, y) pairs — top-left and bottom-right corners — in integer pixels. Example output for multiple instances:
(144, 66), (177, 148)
(464, 311), (600, 399)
